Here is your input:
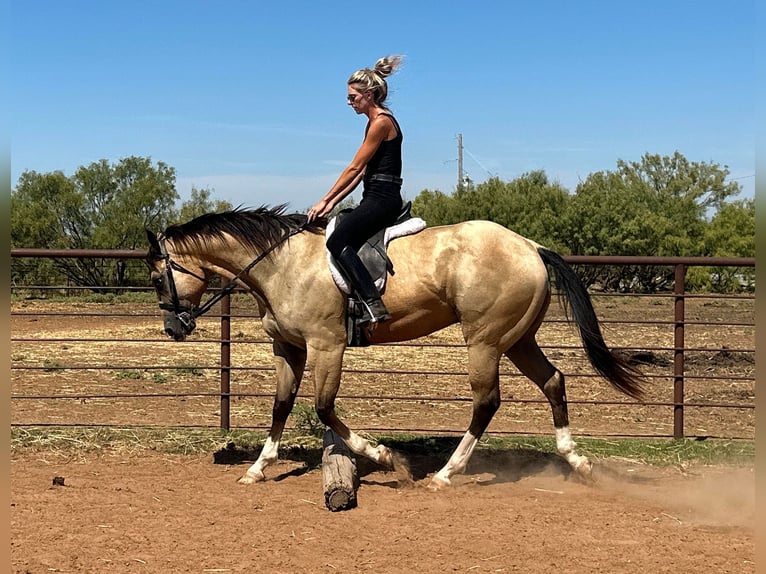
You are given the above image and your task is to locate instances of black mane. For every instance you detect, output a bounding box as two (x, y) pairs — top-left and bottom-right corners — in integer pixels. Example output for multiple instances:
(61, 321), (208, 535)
(162, 204), (326, 254)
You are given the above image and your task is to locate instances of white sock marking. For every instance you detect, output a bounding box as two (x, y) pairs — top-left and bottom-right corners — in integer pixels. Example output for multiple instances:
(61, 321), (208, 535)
(555, 426), (590, 471)
(433, 431), (479, 485)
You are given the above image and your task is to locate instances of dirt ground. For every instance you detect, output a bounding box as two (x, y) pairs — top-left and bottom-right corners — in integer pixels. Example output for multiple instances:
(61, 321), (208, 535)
(10, 449), (755, 573)
(10, 296), (755, 572)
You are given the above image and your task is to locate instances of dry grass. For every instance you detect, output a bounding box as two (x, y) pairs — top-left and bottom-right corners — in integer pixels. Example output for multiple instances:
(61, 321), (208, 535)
(10, 425), (753, 469)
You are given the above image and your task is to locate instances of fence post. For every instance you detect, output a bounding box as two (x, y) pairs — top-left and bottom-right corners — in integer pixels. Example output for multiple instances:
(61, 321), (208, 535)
(673, 264), (686, 439)
(220, 285), (231, 431)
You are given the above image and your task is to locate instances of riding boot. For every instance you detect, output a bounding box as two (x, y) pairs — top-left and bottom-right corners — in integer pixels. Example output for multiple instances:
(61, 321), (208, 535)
(335, 246), (391, 323)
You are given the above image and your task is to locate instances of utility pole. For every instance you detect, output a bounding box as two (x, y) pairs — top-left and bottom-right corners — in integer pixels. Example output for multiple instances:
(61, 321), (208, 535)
(457, 133), (464, 190)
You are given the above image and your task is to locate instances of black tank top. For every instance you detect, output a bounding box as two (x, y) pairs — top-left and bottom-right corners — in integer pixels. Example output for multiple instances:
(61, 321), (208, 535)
(363, 113), (403, 186)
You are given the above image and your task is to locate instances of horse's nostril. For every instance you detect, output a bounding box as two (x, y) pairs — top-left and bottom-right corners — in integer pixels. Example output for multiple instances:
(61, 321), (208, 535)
(165, 327), (175, 338)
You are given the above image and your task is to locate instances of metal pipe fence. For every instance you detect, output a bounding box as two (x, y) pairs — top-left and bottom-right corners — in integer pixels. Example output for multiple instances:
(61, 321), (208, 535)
(10, 249), (755, 440)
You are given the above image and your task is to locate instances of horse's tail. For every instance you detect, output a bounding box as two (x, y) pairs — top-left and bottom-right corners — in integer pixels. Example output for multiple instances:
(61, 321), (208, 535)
(537, 247), (645, 400)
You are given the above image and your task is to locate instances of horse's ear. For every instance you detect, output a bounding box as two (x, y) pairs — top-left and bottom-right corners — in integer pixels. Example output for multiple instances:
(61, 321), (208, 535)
(146, 229), (161, 260)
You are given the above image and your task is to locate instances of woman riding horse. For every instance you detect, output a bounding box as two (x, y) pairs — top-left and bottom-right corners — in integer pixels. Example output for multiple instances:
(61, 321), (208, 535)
(146, 206), (645, 490)
(307, 55), (405, 325)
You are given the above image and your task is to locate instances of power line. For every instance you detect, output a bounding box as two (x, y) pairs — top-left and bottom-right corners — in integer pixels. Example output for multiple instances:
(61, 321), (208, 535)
(454, 133), (495, 188)
(462, 146), (494, 179)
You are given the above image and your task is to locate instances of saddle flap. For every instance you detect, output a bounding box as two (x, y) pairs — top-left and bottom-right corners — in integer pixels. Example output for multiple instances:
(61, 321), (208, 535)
(326, 203), (426, 295)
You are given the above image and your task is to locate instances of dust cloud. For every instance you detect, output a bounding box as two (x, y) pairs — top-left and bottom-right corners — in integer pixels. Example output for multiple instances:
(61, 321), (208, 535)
(595, 463), (755, 527)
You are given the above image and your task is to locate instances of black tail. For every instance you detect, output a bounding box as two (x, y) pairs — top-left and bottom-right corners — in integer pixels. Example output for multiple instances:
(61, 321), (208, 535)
(538, 247), (645, 400)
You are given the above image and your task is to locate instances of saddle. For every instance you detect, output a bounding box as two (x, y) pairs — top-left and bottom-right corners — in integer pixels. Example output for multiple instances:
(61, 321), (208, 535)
(326, 202), (426, 346)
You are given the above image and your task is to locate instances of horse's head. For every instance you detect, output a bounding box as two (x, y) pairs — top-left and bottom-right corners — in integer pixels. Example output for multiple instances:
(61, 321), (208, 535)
(145, 229), (209, 341)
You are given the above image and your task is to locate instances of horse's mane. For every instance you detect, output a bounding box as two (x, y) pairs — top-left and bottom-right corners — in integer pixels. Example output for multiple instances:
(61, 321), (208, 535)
(162, 204), (326, 254)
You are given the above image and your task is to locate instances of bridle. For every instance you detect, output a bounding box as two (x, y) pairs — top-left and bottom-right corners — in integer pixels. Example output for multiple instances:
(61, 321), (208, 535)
(154, 236), (204, 334)
(153, 224), (308, 333)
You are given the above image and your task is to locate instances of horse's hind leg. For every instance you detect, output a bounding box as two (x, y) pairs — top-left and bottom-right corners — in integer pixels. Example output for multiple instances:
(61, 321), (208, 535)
(429, 344), (502, 490)
(505, 336), (592, 478)
(239, 341), (306, 484)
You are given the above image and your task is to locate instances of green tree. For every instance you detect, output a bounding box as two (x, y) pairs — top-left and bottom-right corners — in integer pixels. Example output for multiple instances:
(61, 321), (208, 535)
(564, 151), (742, 291)
(412, 171), (570, 251)
(73, 157), (178, 251)
(411, 188), (460, 225)
(620, 151), (736, 212)
(11, 157), (179, 289)
(11, 170), (81, 249)
(479, 172), (569, 251)
(329, 196), (359, 218)
(176, 186), (234, 223)
(687, 198), (755, 292)
(702, 198), (755, 258)
(11, 170), (82, 287)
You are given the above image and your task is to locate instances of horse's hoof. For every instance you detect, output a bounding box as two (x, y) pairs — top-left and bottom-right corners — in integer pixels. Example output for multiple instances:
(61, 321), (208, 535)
(571, 457), (595, 483)
(237, 471), (265, 485)
(375, 444), (394, 469)
(426, 475), (450, 491)
(576, 457), (592, 474)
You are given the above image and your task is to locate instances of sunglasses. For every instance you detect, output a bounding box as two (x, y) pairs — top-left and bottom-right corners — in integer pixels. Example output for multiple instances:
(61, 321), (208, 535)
(347, 93), (364, 103)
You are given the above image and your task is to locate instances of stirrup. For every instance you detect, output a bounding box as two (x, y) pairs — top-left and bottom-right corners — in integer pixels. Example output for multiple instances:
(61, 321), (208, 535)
(359, 298), (391, 324)
(346, 300), (371, 347)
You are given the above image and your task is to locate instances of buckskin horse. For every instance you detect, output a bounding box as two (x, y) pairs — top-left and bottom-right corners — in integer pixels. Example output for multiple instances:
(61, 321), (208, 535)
(145, 205), (644, 490)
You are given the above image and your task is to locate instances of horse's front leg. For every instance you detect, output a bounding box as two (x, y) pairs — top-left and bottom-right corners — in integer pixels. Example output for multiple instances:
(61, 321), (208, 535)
(311, 344), (394, 470)
(239, 341), (306, 484)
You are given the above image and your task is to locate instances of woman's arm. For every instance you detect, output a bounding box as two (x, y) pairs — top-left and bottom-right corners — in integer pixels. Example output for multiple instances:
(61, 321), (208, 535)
(331, 169), (365, 207)
(307, 115), (391, 221)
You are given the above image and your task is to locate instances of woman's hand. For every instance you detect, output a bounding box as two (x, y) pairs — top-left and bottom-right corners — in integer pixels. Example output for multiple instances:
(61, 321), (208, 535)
(307, 199), (331, 222)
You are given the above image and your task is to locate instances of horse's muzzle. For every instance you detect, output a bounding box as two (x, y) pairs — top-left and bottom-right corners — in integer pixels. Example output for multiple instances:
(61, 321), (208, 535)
(164, 311), (196, 341)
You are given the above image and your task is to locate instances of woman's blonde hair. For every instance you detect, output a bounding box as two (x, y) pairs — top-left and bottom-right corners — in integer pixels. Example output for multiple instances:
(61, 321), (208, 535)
(348, 55), (403, 108)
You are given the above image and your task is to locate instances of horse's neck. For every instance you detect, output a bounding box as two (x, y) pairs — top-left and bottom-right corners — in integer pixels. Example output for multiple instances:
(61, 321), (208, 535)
(191, 232), (325, 295)
(167, 238), (258, 290)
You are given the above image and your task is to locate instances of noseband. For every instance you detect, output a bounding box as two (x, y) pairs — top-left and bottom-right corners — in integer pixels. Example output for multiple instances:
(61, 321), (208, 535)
(154, 224), (308, 332)
(156, 237), (203, 334)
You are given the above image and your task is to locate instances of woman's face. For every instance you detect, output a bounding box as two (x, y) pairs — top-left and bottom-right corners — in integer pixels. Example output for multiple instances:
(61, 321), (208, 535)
(347, 84), (372, 114)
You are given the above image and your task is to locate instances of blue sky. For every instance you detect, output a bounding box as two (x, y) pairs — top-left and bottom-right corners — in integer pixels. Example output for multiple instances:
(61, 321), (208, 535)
(11, 1), (756, 212)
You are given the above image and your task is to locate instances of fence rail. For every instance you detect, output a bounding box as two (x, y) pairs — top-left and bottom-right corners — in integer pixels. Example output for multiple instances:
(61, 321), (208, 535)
(10, 249), (755, 440)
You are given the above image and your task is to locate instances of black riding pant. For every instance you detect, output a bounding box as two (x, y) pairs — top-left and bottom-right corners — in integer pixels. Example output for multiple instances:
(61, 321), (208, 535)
(326, 187), (402, 258)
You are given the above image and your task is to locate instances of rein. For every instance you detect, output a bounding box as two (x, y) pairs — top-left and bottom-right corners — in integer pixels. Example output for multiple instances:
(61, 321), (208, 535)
(158, 223), (308, 325)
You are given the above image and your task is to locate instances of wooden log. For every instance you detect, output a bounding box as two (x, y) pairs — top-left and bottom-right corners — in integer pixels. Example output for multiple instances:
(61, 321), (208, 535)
(322, 428), (359, 511)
